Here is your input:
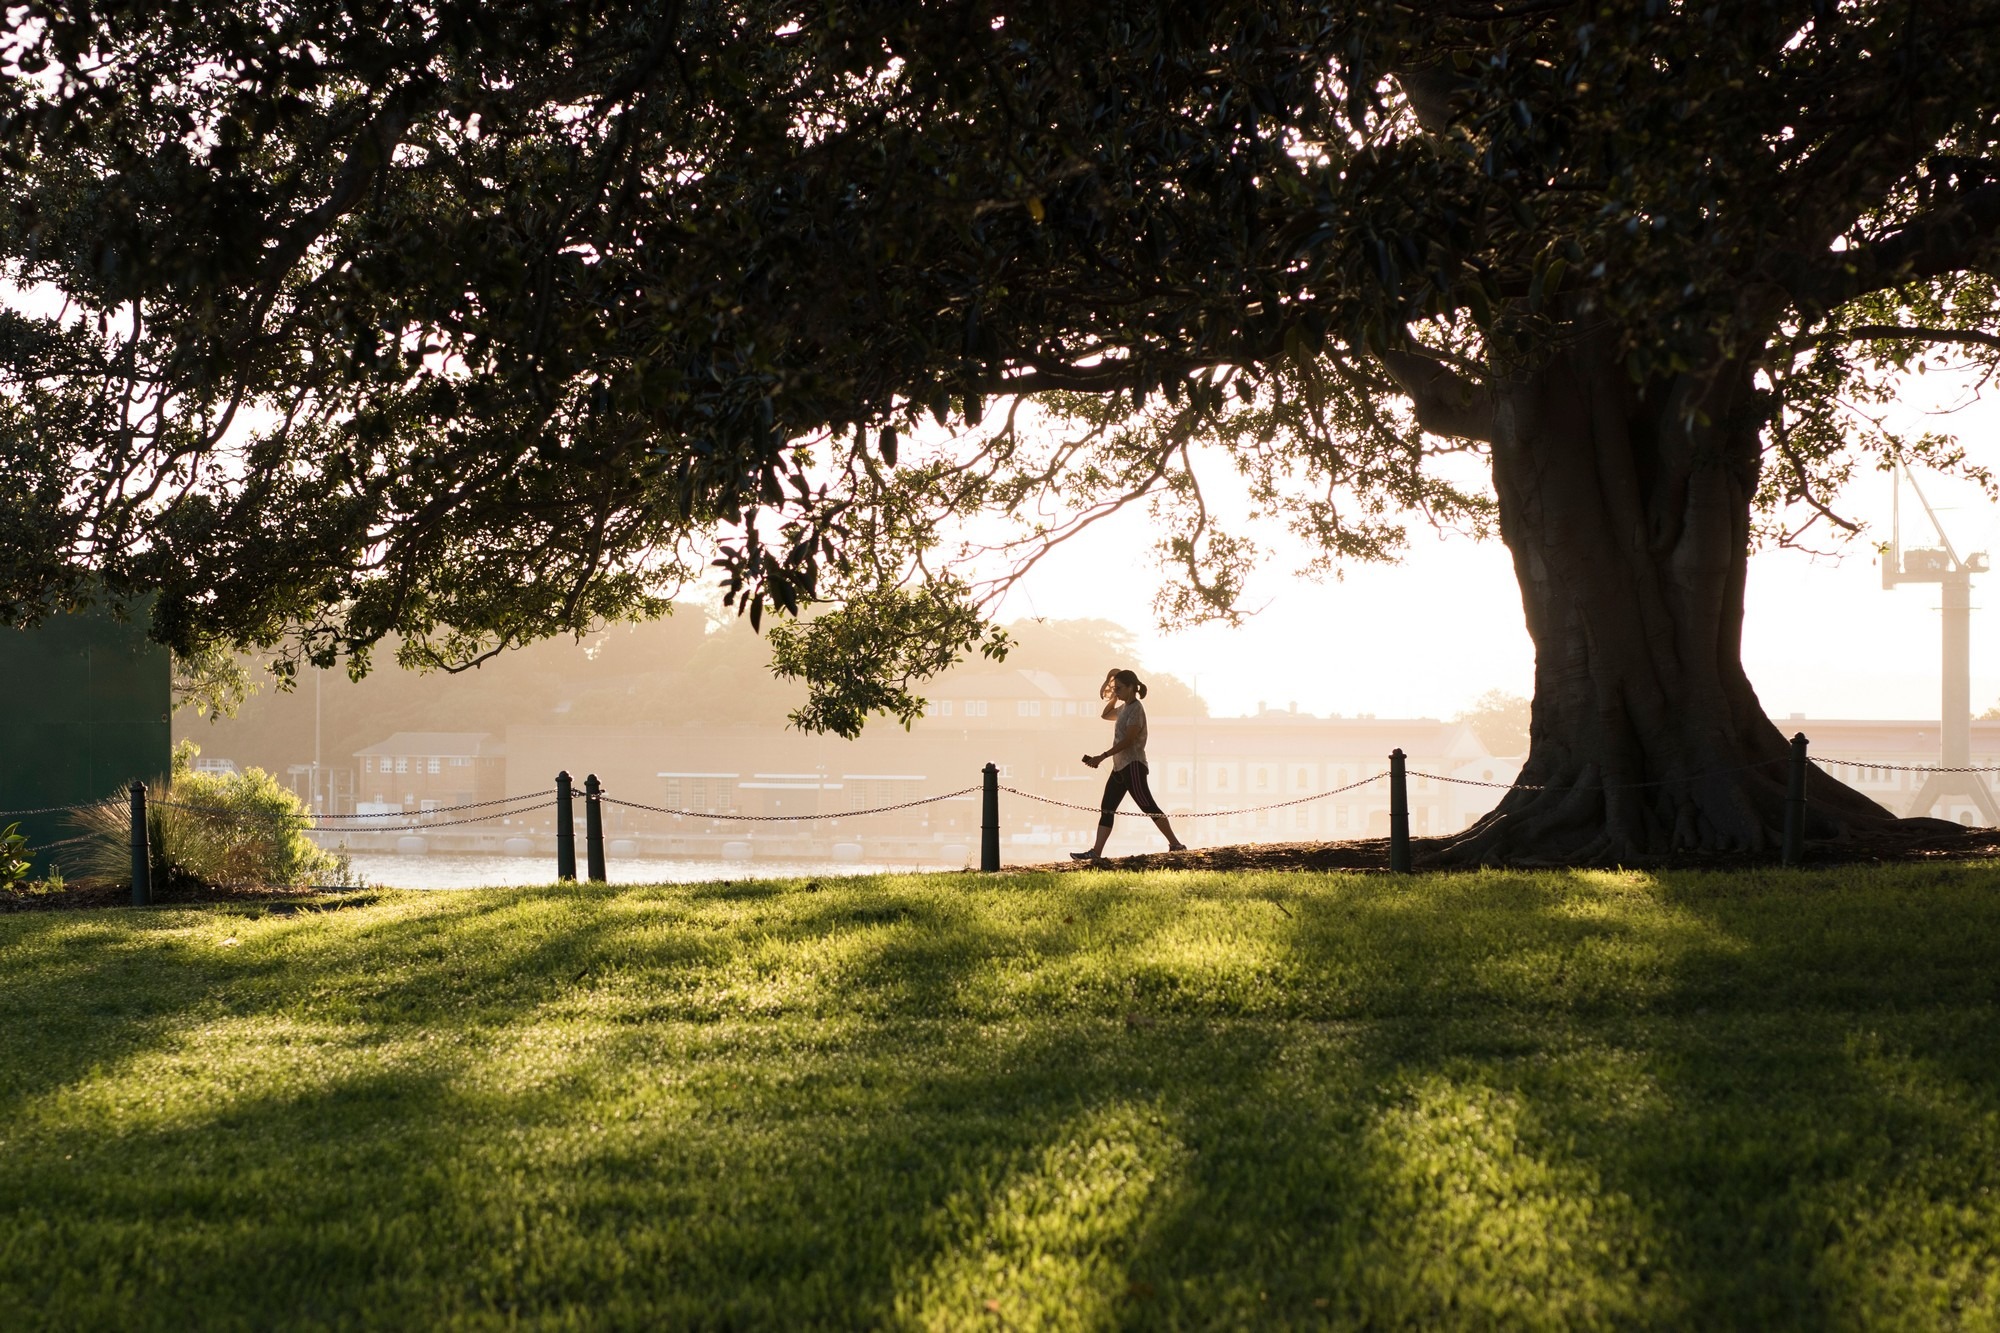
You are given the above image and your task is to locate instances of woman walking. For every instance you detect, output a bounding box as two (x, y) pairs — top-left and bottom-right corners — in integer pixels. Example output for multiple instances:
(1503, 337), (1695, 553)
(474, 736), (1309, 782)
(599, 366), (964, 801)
(1072, 668), (1187, 861)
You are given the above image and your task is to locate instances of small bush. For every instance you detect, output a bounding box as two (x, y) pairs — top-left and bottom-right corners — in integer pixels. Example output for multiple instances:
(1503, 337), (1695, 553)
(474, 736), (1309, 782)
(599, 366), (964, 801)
(65, 761), (343, 892)
(0, 823), (29, 891)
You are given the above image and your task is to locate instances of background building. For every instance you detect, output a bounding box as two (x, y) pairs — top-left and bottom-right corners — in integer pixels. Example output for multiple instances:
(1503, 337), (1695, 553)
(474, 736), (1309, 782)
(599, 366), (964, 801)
(352, 732), (507, 814)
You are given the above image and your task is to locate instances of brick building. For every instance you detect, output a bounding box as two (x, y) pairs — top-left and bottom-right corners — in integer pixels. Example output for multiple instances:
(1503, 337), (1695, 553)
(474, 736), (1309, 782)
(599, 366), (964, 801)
(353, 732), (507, 813)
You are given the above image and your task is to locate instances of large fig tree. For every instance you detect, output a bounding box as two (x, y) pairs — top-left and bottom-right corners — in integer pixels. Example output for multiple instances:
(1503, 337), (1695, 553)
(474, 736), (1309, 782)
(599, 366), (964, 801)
(4, 1), (1998, 859)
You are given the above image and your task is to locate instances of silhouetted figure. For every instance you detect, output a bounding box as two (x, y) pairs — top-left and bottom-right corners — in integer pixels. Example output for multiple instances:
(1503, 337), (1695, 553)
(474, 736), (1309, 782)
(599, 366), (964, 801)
(1072, 668), (1186, 861)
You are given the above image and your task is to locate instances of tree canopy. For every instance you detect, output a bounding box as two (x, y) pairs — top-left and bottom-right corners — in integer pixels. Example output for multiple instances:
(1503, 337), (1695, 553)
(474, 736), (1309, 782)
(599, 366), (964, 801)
(5, 1), (2000, 854)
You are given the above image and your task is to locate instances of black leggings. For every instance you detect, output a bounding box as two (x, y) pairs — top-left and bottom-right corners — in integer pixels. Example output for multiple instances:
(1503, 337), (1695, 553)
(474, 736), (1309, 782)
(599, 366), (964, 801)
(1099, 762), (1163, 825)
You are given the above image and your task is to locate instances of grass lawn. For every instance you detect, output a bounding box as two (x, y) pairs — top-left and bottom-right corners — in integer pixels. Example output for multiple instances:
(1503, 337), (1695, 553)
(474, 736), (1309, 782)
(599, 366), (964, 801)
(2, 864), (1998, 1330)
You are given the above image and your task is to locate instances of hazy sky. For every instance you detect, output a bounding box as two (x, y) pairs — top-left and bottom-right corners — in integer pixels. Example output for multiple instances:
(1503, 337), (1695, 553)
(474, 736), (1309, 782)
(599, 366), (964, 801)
(985, 371), (2000, 724)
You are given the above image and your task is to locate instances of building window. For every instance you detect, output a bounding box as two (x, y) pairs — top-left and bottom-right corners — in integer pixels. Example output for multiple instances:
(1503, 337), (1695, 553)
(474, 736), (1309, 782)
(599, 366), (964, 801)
(363, 757), (374, 774)
(940, 700), (954, 717)
(451, 756), (472, 767)
(427, 757), (442, 775)
(1172, 765), (1191, 791)
(1017, 700), (1042, 717)
(1295, 767), (1311, 790)
(394, 757), (408, 774)
(966, 700), (988, 717)
(1064, 701), (1078, 715)
(663, 777), (736, 814)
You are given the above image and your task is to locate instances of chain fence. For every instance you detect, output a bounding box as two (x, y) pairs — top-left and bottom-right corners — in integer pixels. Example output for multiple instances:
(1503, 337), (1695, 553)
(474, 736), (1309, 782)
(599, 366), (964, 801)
(148, 794), (558, 834)
(1001, 772), (1389, 818)
(151, 790), (557, 826)
(0, 797), (124, 819)
(23, 832), (98, 853)
(1406, 757), (1787, 794)
(1813, 757), (2000, 774)
(599, 787), (979, 823)
(20, 727), (1985, 888)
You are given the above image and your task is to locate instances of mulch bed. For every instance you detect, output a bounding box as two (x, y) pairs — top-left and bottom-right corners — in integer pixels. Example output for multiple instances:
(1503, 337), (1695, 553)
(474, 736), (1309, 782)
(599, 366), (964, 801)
(0, 881), (375, 914)
(1043, 826), (2000, 873)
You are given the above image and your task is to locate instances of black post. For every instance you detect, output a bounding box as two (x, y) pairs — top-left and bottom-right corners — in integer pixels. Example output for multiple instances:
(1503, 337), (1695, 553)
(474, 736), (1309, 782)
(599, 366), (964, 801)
(1388, 749), (1411, 874)
(1783, 732), (1808, 867)
(980, 763), (1000, 872)
(585, 773), (607, 883)
(555, 770), (577, 882)
(129, 780), (151, 907)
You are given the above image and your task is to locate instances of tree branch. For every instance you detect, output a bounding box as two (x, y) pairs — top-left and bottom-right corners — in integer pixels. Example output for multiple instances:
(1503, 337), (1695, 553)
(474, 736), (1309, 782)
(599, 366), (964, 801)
(1772, 324), (2000, 356)
(1776, 182), (2000, 317)
(1379, 348), (1496, 443)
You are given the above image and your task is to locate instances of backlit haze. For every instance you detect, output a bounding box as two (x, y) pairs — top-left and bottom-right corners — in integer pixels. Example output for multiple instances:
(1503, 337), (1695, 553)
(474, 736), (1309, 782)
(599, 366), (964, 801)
(987, 369), (2000, 723)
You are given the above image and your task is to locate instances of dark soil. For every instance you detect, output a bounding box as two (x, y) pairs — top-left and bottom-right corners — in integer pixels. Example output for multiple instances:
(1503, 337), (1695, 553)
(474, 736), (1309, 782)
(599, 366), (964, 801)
(0, 880), (377, 914)
(1044, 824), (2000, 873)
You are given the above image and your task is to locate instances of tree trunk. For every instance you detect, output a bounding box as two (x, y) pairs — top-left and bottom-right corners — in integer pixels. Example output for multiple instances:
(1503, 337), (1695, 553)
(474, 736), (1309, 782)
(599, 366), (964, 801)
(1439, 341), (1903, 864)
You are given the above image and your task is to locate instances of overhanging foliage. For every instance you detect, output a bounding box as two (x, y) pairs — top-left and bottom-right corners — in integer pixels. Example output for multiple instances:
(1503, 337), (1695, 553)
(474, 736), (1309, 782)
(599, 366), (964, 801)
(3, 1), (1997, 739)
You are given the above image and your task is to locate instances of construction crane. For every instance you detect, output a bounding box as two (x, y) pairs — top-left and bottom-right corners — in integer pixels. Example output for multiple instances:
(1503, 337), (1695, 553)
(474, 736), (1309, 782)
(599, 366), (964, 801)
(1881, 466), (1998, 822)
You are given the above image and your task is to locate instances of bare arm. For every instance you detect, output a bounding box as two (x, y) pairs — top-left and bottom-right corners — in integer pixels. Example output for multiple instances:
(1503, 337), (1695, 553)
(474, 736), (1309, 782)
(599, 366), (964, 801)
(1083, 705), (1144, 766)
(1100, 731), (1140, 759)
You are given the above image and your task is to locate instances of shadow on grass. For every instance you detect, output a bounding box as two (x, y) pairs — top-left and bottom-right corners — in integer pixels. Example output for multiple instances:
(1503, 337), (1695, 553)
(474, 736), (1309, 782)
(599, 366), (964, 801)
(1, 867), (1997, 1327)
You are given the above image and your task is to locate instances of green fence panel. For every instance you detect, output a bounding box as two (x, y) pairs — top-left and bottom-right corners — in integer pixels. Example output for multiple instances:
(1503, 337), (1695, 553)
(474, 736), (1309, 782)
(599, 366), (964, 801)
(0, 603), (170, 877)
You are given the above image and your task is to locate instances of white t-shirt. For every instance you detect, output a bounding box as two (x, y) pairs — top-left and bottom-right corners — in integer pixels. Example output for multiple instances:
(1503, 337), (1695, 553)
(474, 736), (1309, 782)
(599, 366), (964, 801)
(1111, 698), (1148, 771)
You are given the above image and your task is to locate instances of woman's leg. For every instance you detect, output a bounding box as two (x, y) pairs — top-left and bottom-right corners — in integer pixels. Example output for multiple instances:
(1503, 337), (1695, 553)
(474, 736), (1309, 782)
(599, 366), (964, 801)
(1125, 764), (1186, 851)
(1078, 768), (1129, 859)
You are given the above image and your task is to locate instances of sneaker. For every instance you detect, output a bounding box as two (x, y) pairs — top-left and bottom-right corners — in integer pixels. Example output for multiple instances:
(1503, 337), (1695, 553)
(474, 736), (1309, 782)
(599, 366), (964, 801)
(1069, 851), (1102, 862)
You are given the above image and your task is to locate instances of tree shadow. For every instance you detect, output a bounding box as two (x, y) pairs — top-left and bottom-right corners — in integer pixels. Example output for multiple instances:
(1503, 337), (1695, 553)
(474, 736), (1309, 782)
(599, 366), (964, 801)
(1102, 862), (2000, 1328)
(0, 888), (633, 1111)
(5, 868), (1998, 1327)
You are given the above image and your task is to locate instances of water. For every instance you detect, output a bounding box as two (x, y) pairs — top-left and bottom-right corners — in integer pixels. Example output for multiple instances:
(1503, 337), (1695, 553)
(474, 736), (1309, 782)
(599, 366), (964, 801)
(340, 851), (963, 890)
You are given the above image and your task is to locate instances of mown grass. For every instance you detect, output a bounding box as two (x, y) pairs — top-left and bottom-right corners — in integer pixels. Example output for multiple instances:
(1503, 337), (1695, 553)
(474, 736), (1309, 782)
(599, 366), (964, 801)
(2, 863), (1998, 1330)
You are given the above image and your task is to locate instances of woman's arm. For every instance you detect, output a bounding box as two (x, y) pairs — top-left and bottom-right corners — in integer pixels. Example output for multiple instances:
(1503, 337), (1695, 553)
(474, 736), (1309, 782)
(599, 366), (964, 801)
(1091, 715), (1145, 763)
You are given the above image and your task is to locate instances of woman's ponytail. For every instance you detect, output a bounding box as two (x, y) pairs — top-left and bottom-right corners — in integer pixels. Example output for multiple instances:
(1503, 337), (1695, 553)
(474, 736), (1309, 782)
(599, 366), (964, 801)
(1111, 668), (1146, 699)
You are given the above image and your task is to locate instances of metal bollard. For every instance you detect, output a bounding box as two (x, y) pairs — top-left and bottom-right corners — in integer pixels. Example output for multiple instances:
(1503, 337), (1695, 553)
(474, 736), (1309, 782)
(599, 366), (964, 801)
(1782, 732), (1808, 867)
(555, 770), (577, 881)
(584, 773), (607, 883)
(980, 763), (1000, 872)
(129, 780), (151, 906)
(1388, 749), (1411, 873)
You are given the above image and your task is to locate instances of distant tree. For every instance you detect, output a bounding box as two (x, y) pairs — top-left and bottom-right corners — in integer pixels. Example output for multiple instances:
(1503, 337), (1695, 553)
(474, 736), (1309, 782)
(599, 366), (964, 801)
(6, 3), (2000, 858)
(994, 619), (1206, 717)
(1454, 690), (1531, 759)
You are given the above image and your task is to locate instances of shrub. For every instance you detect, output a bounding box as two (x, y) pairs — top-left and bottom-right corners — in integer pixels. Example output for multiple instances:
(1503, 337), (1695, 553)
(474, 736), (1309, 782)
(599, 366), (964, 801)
(65, 757), (344, 892)
(0, 823), (28, 891)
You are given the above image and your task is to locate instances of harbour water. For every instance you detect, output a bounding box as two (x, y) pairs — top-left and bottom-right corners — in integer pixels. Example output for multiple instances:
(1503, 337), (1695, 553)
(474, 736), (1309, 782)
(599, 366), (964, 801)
(340, 850), (969, 890)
